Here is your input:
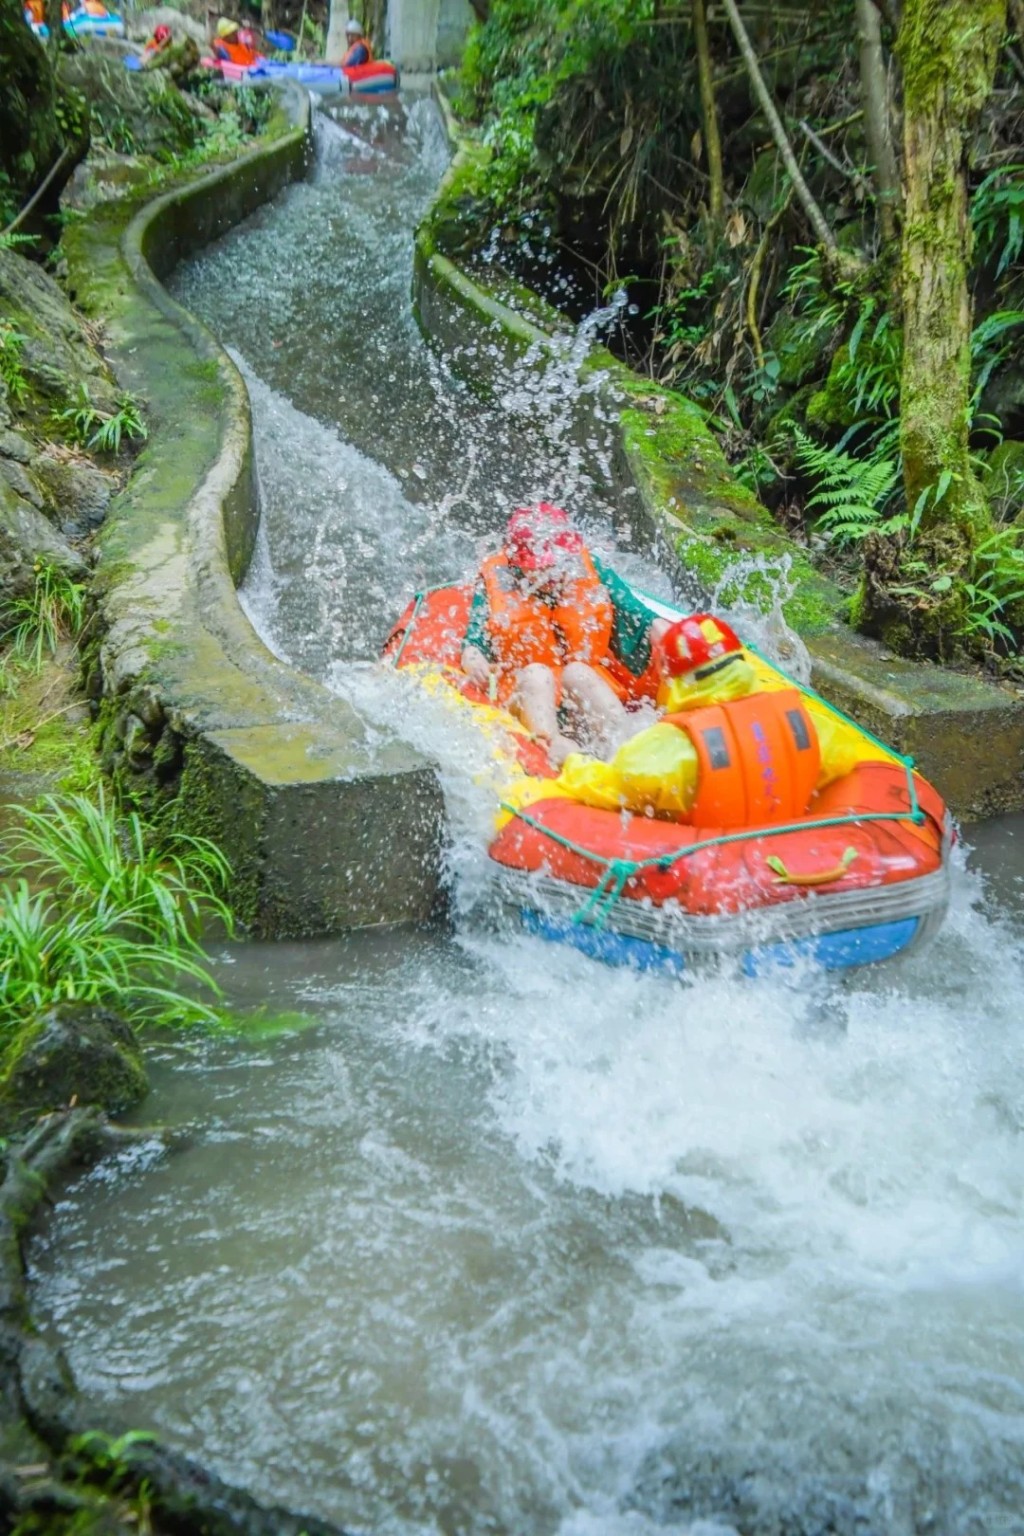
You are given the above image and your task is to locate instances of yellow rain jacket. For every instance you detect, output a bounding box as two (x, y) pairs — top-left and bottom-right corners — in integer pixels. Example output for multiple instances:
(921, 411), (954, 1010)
(549, 652), (891, 822)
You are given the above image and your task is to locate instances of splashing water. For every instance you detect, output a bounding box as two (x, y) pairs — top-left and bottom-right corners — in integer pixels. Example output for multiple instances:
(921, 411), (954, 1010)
(28, 94), (1024, 1536)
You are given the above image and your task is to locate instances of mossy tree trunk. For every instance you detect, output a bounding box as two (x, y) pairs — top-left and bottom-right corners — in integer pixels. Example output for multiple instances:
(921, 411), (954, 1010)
(896, 0), (1005, 539)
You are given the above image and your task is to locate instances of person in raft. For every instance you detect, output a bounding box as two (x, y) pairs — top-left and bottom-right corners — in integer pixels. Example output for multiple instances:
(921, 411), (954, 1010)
(460, 503), (667, 766)
(143, 21), (172, 57)
(341, 16), (372, 65)
(555, 613), (872, 825)
(212, 17), (260, 65)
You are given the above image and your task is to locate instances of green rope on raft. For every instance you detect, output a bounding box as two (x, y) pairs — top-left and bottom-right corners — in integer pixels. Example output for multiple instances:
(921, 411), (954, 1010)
(499, 748), (926, 931)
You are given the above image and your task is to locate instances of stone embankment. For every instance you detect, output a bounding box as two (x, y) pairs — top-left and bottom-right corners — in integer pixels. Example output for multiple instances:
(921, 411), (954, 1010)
(59, 85), (445, 938)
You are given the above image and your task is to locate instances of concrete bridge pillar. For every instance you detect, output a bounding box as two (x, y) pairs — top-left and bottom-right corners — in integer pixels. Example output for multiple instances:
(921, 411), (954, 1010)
(386, 0), (473, 71)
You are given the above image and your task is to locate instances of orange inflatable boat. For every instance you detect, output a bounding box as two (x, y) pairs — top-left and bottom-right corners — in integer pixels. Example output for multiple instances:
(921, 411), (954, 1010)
(384, 578), (952, 976)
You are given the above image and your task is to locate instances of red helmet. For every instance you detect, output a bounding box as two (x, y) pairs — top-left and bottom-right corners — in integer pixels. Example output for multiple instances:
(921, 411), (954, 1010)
(658, 614), (743, 679)
(505, 502), (583, 573)
(153, 22), (171, 41)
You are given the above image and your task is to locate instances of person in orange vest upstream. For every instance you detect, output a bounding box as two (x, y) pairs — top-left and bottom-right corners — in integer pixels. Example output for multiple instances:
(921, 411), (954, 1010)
(555, 613), (871, 825)
(212, 16), (261, 65)
(460, 504), (667, 766)
(341, 16), (372, 65)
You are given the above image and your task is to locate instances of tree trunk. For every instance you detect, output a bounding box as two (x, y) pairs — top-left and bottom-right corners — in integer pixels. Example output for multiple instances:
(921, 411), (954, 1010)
(692, 0), (724, 225)
(897, 0), (1006, 536)
(855, 0), (900, 244)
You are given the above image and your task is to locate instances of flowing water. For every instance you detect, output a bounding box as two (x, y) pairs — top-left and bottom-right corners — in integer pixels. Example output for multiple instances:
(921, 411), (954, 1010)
(28, 97), (1024, 1536)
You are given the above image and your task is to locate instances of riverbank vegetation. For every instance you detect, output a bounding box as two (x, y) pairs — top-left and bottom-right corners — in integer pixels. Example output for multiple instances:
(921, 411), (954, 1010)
(450, 0), (1024, 664)
(0, 2), (281, 1121)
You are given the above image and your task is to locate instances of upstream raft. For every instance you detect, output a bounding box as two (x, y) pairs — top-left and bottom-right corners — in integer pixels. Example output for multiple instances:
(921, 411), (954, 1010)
(385, 578), (953, 976)
(202, 55), (399, 92)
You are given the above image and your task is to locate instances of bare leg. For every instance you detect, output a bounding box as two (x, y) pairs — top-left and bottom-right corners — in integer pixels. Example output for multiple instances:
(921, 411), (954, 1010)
(561, 662), (630, 759)
(510, 663), (578, 766)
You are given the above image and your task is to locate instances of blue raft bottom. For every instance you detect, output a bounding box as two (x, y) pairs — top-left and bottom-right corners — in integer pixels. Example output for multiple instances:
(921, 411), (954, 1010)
(519, 909), (921, 978)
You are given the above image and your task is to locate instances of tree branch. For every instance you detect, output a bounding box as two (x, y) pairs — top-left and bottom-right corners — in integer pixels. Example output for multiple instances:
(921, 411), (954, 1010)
(719, 0), (838, 254)
(855, 0), (901, 243)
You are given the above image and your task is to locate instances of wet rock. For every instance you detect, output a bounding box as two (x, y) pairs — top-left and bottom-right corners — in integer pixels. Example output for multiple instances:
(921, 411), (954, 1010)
(0, 250), (118, 427)
(128, 5), (209, 50)
(0, 1004), (148, 1138)
(0, 480), (88, 592)
(0, 458), (44, 511)
(61, 52), (199, 164)
(0, 429), (33, 465)
(29, 449), (117, 536)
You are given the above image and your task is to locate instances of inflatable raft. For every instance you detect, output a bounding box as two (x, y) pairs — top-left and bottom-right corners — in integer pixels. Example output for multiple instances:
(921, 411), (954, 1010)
(201, 55), (399, 92)
(28, 1), (124, 36)
(384, 579), (953, 976)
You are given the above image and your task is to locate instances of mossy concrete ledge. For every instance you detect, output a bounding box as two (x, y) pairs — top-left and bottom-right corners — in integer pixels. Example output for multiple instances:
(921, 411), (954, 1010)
(412, 84), (1024, 820)
(64, 88), (445, 937)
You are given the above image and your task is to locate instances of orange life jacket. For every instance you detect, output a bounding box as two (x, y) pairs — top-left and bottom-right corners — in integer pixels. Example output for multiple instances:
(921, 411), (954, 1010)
(481, 549), (614, 694)
(216, 37), (260, 64)
(342, 37), (374, 66)
(664, 688), (821, 829)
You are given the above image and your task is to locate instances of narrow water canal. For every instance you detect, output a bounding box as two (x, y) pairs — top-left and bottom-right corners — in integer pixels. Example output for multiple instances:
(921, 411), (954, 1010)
(29, 97), (1024, 1536)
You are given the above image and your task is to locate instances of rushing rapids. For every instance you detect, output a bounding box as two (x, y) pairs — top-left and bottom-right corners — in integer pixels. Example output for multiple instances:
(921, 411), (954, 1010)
(29, 96), (1024, 1536)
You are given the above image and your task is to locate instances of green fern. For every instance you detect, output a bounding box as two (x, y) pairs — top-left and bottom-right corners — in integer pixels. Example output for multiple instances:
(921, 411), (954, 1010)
(793, 428), (902, 545)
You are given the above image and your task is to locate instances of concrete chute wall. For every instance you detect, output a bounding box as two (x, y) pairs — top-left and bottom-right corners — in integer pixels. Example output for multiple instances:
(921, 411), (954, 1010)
(66, 90), (446, 939)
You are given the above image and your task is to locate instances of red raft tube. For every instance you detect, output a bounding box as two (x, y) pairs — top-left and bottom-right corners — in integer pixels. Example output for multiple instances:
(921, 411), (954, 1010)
(384, 580), (953, 978)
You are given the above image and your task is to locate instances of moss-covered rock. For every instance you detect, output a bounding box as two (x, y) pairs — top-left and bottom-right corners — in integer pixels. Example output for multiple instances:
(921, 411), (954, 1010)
(764, 310), (834, 390)
(0, 1003), (148, 1137)
(0, 248), (119, 431)
(60, 50), (199, 163)
(739, 148), (785, 222)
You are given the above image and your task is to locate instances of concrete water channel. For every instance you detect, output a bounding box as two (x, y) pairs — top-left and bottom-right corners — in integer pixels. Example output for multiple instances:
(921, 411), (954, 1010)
(30, 95), (1024, 1536)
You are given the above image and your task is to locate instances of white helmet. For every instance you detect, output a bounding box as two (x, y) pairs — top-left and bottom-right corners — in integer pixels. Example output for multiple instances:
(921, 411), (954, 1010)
(345, 17), (362, 32)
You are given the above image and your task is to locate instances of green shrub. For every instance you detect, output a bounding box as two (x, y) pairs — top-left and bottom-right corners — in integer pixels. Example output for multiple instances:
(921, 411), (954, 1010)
(0, 792), (233, 1041)
(0, 560), (87, 670)
(54, 384), (147, 455)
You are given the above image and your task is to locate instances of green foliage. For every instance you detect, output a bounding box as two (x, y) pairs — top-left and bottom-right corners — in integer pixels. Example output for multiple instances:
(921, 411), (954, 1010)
(0, 318), (29, 404)
(457, 0), (665, 222)
(971, 308), (1024, 406)
(958, 528), (1024, 647)
(0, 560), (87, 670)
(971, 162), (1024, 278)
(9, 1431), (159, 1535)
(54, 383), (147, 454)
(0, 231), (38, 252)
(792, 428), (902, 545)
(0, 790), (233, 1041)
